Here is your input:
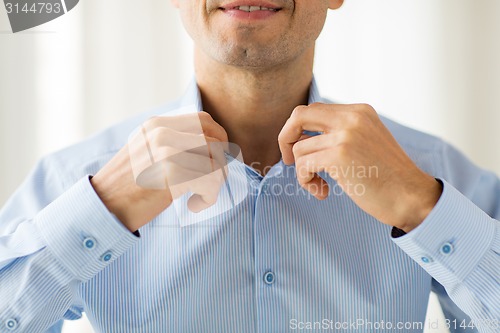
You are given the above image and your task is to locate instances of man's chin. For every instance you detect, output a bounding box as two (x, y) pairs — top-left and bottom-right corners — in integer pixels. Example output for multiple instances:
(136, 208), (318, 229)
(214, 48), (285, 71)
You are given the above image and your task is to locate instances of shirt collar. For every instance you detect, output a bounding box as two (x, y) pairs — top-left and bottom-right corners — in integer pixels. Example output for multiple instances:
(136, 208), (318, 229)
(179, 76), (323, 111)
(308, 77), (323, 104)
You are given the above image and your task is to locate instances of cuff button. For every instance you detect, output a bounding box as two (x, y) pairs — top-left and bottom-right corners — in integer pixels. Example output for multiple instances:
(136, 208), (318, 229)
(6, 318), (18, 330)
(440, 242), (454, 255)
(101, 252), (113, 262)
(421, 256), (433, 264)
(83, 237), (97, 250)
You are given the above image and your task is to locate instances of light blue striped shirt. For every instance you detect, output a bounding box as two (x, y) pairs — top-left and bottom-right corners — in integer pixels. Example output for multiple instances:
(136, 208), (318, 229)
(0, 79), (499, 333)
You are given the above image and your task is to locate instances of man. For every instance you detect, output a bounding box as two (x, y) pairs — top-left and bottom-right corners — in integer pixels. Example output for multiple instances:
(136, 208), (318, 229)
(0, 0), (498, 332)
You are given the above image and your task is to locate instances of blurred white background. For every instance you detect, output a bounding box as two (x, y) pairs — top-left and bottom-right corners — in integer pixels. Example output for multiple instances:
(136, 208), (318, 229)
(1, 0), (499, 332)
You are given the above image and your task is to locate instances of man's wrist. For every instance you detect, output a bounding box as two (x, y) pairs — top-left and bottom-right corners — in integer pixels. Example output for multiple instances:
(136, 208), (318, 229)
(398, 177), (443, 233)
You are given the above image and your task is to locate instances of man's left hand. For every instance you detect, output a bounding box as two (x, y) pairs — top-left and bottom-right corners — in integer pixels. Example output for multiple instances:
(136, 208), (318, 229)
(278, 103), (443, 233)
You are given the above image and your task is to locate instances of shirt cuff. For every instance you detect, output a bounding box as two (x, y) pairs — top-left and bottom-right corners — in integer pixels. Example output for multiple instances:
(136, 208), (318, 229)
(35, 176), (140, 281)
(392, 179), (497, 285)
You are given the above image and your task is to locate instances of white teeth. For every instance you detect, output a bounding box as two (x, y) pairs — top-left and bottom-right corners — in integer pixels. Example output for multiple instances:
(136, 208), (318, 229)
(234, 6), (277, 12)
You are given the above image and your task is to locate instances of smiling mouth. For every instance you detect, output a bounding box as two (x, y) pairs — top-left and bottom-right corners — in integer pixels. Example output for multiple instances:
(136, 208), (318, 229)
(219, 6), (282, 12)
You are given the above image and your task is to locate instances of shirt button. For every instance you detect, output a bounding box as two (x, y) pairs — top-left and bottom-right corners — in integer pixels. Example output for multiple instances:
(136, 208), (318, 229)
(440, 242), (454, 255)
(5, 318), (18, 330)
(101, 252), (113, 262)
(421, 256), (433, 264)
(83, 237), (97, 250)
(264, 271), (275, 285)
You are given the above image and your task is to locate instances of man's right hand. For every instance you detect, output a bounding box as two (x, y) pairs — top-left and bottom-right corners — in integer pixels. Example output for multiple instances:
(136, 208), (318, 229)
(91, 112), (229, 233)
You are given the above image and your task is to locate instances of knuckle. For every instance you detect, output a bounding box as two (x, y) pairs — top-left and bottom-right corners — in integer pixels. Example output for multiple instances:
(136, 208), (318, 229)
(154, 147), (172, 162)
(295, 170), (307, 185)
(337, 130), (352, 144)
(148, 127), (167, 148)
(198, 111), (212, 119)
(309, 102), (324, 108)
(359, 103), (376, 116)
(143, 116), (162, 130)
(294, 156), (308, 176)
(277, 130), (286, 143)
(291, 105), (308, 118)
(198, 111), (215, 126)
(348, 107), (374, 128)
(349, 111), (365, 126)
(200, 112), (228, 142)
(359, 103), (373, 110)
(218, 127), (229, 142)
(297, 178), (307, 187)
(294, 155), (304, 167)
(335, 143), (350, 159)
(327, 132), (338, 146)
(292, 142), (303, 157)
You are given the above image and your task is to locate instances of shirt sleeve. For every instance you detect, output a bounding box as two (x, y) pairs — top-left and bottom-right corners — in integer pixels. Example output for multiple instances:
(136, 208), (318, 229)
(0, 157), (140, 332)
(0, 219), (46, 270)
(392, 142), (500, 333)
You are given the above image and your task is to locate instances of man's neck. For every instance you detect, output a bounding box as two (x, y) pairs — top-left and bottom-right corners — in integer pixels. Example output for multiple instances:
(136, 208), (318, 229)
(195, 48), (314, 175)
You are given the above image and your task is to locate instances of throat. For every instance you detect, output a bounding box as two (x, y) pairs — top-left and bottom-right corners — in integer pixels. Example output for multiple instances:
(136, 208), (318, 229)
(239, 142), (283, 176)
(198, 83), (310, 176)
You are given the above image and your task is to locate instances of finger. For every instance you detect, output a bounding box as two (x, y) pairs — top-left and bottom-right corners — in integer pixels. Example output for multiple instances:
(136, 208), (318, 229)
(143, 113), (205, 134)
(146, 127), (229, 169)
(297, 133), (313, 142)
(291, 133), (336, 159)
(278, 105), (328, 165)
(167, 141), (228, 176)
(147, 127), (227, 168)
(278, 133), (315, 167)
(301, 174), (330, 200)
(290, 103), (365, 130)
(185, 170), (225, 212)
(147, 127), (208, 155)
(198, 112), (229, 143)
(205, 137), (230, 162)
(278, 104), (354, 164)
(188, 193), (218, 213)
(135, 160), (206, 191)
(143, 112), (228, 143)
(164, 151), (217, 176)
(135, 153), (224, 191)
(206, 141), (229, 177)
(130, 133), (226, 190)
(166, 156), (225, 187)
(295, 150), (335, 175)
(294, 153), (330, 200)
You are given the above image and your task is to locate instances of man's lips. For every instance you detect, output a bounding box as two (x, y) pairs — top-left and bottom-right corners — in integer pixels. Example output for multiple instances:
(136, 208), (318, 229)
(217, 2), (283, 20)
(218, 1), (283, 12)
(220, 5), (281, 12)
